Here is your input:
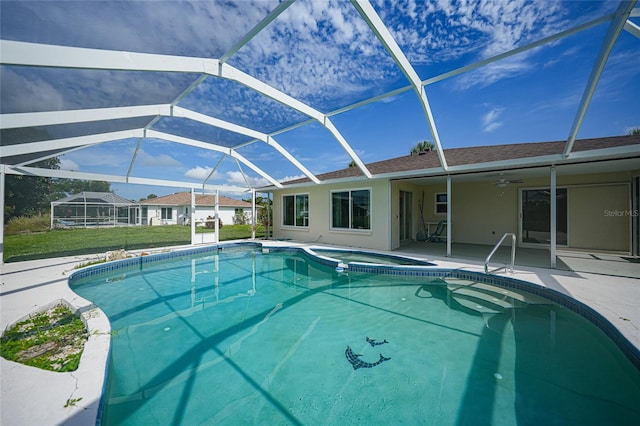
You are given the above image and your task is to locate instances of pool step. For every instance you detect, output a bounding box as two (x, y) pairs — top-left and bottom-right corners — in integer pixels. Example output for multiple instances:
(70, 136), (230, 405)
(447, 280), (551, 305)
(446, 280), (550, 315)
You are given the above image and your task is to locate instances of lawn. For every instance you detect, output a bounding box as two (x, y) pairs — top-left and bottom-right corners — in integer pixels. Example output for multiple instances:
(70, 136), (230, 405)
(3, 225), (267, 263)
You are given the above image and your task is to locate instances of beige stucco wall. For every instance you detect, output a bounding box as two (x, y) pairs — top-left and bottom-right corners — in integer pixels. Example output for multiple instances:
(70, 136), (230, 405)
(271, 179), (391, 250)
(568, 184), (630, 251)
(447, 181), (519, 245)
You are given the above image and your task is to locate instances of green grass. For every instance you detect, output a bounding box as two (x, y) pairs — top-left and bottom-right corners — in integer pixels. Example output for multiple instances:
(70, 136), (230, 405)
(3, 224), (267, 262)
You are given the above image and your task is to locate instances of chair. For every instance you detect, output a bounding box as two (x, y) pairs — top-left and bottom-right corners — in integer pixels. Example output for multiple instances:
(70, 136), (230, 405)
(426, 220), (447, 242)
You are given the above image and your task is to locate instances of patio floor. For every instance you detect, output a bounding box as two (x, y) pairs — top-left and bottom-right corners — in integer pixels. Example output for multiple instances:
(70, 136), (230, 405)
(395, 241), (640, 279)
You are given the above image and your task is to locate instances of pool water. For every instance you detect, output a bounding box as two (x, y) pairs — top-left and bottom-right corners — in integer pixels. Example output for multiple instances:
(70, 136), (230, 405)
(71, 247), (640, 425)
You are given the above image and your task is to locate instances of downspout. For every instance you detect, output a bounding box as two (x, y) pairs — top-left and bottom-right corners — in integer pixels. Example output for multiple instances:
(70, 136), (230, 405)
(550, 166), (557, 268)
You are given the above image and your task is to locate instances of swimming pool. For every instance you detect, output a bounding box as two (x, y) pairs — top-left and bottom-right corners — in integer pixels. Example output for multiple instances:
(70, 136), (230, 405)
(70, 243), (640, 425)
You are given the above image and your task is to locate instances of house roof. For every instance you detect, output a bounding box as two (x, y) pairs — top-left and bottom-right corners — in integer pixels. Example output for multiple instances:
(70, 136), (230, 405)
(139, 192), (254, 208)
(281, 134), (640, 185)
(51, 191), (135, 205)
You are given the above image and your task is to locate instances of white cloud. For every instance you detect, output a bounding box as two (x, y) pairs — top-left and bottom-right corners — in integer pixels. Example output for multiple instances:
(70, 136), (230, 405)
(225, 171), (269, 188)
(184, 167), (269, 188)
(59, 158), (80, 171)
(383, 0), (571, 90)
(231, 0), (397, 109)
(184, 166), (221, 181)
(482, 106), (504, 132)
(279, 174), (306, 183)
(136, 149), (182, 168)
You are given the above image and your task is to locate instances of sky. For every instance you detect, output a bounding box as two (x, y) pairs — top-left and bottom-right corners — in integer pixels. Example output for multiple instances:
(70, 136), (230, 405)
(1, 0), (639, 201)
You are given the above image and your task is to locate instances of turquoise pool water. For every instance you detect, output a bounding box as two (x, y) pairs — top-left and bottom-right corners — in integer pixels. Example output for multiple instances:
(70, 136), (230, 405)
(70, 246), (640, 425)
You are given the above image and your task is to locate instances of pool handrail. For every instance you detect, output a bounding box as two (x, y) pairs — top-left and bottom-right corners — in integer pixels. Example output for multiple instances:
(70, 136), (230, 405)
(485, 233), (516, 274)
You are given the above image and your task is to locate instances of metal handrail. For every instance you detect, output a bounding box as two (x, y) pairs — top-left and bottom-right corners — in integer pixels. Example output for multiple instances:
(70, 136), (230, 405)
(484, 233), (516, 274)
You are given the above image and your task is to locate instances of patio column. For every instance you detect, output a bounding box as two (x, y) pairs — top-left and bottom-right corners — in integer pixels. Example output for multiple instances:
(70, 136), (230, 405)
(214, 190), (219, 243)
(251, 189), (256, 240)
(550, 166), (557, 268)
(447, 175), (452, 257)
(267, 192), (271, 240)
(190, 188), (195, 245)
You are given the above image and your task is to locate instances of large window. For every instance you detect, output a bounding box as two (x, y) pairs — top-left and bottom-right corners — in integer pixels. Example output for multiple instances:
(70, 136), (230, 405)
(331, 189), (371, 230)
(283, 194), (309, 227)
(161, 207), (172, 220)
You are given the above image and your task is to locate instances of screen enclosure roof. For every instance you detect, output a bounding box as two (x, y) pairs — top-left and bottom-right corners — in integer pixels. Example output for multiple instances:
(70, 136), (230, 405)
(1, 0), (639, 195)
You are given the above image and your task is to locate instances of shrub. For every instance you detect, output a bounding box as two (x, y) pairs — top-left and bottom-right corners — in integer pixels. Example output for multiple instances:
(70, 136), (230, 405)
(233, 213), (250, 225)
(4, 214), (51, 236)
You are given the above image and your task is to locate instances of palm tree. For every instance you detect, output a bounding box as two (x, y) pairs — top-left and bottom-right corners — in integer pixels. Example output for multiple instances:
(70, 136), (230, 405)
(629, 128), (640, 135)
(411, 140), (435, 155)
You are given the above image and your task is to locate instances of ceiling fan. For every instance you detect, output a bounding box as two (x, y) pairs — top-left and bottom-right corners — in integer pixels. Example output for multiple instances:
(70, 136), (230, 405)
(494, 177), (523, 188)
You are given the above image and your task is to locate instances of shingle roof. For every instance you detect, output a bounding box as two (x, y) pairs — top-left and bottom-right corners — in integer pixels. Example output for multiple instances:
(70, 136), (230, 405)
(139, 192), (253, 208)
(284, 134), (640, 185)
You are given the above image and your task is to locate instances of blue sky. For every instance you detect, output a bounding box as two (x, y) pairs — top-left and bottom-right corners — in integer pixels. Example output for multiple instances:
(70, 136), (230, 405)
(1, 0), (638, 201)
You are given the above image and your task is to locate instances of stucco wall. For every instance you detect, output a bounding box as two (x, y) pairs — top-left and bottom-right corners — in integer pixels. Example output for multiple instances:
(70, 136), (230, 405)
(272, 180), (391, 250)
(568, 184), (630, 251)
(448, 181), (518, 246)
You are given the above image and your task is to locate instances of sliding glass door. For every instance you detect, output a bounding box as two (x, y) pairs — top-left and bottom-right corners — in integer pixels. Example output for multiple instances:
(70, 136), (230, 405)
(520, 188), (567, 245)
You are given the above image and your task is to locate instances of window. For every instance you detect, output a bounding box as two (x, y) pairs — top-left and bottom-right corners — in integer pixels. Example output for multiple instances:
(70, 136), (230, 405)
(161, 207), (172, 220)
(435, 193), (447, 214)
(331, 189), (370, 230)
(283, 194), (309, 227)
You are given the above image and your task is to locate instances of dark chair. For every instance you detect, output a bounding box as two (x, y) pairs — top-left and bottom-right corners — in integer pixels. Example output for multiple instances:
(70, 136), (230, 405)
(426, 220), (447, 242)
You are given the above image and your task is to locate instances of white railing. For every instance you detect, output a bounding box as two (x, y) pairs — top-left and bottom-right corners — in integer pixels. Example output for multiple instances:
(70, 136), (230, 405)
(484, 233), (516, 274)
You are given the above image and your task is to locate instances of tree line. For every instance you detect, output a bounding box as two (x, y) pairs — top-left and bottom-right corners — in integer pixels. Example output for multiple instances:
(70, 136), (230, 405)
(4, 158), (110, 223)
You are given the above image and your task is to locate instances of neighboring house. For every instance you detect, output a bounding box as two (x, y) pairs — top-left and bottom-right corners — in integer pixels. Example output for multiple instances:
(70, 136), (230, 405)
(51, 191), (139, 228)
(268, 134), (640, 256)
(139, 192), (257, 226)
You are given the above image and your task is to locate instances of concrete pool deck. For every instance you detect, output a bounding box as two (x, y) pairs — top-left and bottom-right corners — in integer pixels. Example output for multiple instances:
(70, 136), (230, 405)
(1, 241), (639, 425)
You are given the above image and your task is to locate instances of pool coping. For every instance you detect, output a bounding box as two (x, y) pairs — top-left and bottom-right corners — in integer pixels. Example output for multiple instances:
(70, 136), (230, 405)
(1, 240), (639, 425)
